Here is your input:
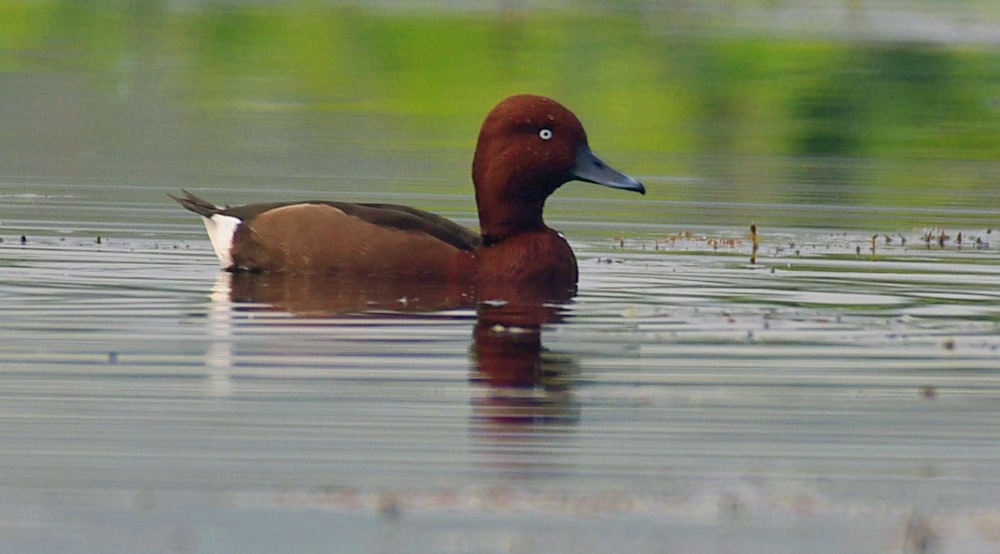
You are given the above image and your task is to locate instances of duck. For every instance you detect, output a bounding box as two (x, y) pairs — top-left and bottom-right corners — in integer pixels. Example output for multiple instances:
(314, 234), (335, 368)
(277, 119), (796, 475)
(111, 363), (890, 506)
(171, 94), (645, 286)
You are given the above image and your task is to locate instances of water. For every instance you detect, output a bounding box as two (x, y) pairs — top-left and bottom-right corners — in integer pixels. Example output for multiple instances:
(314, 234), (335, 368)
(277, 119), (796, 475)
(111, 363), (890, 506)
(1, 201), (998, 552)
(2, 1), (1000, 552)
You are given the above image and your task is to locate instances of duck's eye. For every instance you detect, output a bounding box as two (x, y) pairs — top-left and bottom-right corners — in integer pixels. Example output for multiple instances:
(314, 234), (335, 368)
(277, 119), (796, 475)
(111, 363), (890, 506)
(538, 128), (553, 141)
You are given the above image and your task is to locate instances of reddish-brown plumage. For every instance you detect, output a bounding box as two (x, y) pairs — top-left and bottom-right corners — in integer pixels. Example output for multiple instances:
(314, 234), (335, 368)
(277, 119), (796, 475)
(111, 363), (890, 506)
(473, 229), (578, 285)
(172, 94), (644, 288)
(231, 204), (475, 280)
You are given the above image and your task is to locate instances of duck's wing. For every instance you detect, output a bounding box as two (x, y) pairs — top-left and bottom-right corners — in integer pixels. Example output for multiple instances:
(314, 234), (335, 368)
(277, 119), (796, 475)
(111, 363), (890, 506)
(171, 191), (482, 273)
(317, 202), (482, 252)
(170, 191), (481, 252)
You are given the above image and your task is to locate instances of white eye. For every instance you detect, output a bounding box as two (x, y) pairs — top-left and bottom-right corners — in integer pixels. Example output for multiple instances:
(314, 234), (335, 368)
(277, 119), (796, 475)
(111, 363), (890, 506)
(538, 128), (553, 140)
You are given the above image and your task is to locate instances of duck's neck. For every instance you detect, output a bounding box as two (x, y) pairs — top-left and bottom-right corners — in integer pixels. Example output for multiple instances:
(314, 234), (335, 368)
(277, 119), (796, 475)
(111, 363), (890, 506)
(472, 140), (559, 245)
(477, 198), (546, 246)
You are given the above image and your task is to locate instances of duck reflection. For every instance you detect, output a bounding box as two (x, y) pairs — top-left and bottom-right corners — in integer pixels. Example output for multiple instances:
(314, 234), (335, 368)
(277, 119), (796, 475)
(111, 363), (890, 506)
(218, 272), (581, 427)
(227, 271), (476, 315)
(469, 294), (581, 427)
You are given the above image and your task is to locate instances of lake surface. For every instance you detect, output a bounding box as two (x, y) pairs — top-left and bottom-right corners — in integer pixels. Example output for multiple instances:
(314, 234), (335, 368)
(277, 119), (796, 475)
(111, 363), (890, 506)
(1, 2), (999, 553)
(2, 192), (998, 553)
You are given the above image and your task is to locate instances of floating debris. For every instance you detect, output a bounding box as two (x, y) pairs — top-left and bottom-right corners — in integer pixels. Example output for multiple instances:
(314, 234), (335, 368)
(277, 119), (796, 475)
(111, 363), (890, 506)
(377, 492), (402, 521)
(20, 235), (26, 245)
(903, 513), (939, 554)
(920, 228), (950, 249)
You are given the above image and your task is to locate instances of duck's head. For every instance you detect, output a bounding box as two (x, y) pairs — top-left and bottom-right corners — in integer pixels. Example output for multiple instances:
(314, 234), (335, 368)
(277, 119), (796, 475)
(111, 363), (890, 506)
(472, 94), (645, 244)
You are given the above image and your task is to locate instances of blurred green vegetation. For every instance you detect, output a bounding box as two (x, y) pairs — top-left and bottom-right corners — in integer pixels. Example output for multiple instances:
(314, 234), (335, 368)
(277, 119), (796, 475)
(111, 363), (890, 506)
(0, 1), (997, 226)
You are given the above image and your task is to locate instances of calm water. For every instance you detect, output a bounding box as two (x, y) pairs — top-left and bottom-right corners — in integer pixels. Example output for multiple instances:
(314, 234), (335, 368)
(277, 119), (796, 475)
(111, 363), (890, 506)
(2, 194), (998, 553)
(2, 1), (1000, 553)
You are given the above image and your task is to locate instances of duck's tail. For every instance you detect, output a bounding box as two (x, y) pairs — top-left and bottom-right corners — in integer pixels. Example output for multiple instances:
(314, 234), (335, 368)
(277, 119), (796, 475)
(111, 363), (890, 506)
(169, 190), (238, 269)
(168, 190), (221, 218)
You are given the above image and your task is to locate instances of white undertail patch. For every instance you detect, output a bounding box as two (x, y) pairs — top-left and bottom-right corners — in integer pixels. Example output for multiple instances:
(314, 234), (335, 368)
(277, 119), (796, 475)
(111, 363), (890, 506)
(201, 214), (240, 268)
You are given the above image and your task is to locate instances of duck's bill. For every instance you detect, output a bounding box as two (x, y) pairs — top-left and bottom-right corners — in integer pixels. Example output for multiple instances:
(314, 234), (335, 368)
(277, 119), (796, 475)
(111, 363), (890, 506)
(570, 146), (646, 195)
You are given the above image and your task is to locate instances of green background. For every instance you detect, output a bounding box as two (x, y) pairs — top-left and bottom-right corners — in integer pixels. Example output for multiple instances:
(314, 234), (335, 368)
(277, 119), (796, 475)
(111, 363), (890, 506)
(1, 1), (998, 230)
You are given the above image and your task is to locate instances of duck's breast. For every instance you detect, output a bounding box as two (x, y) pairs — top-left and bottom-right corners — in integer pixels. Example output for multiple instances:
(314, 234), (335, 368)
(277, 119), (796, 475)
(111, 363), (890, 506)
(474, 229), (578, 286)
